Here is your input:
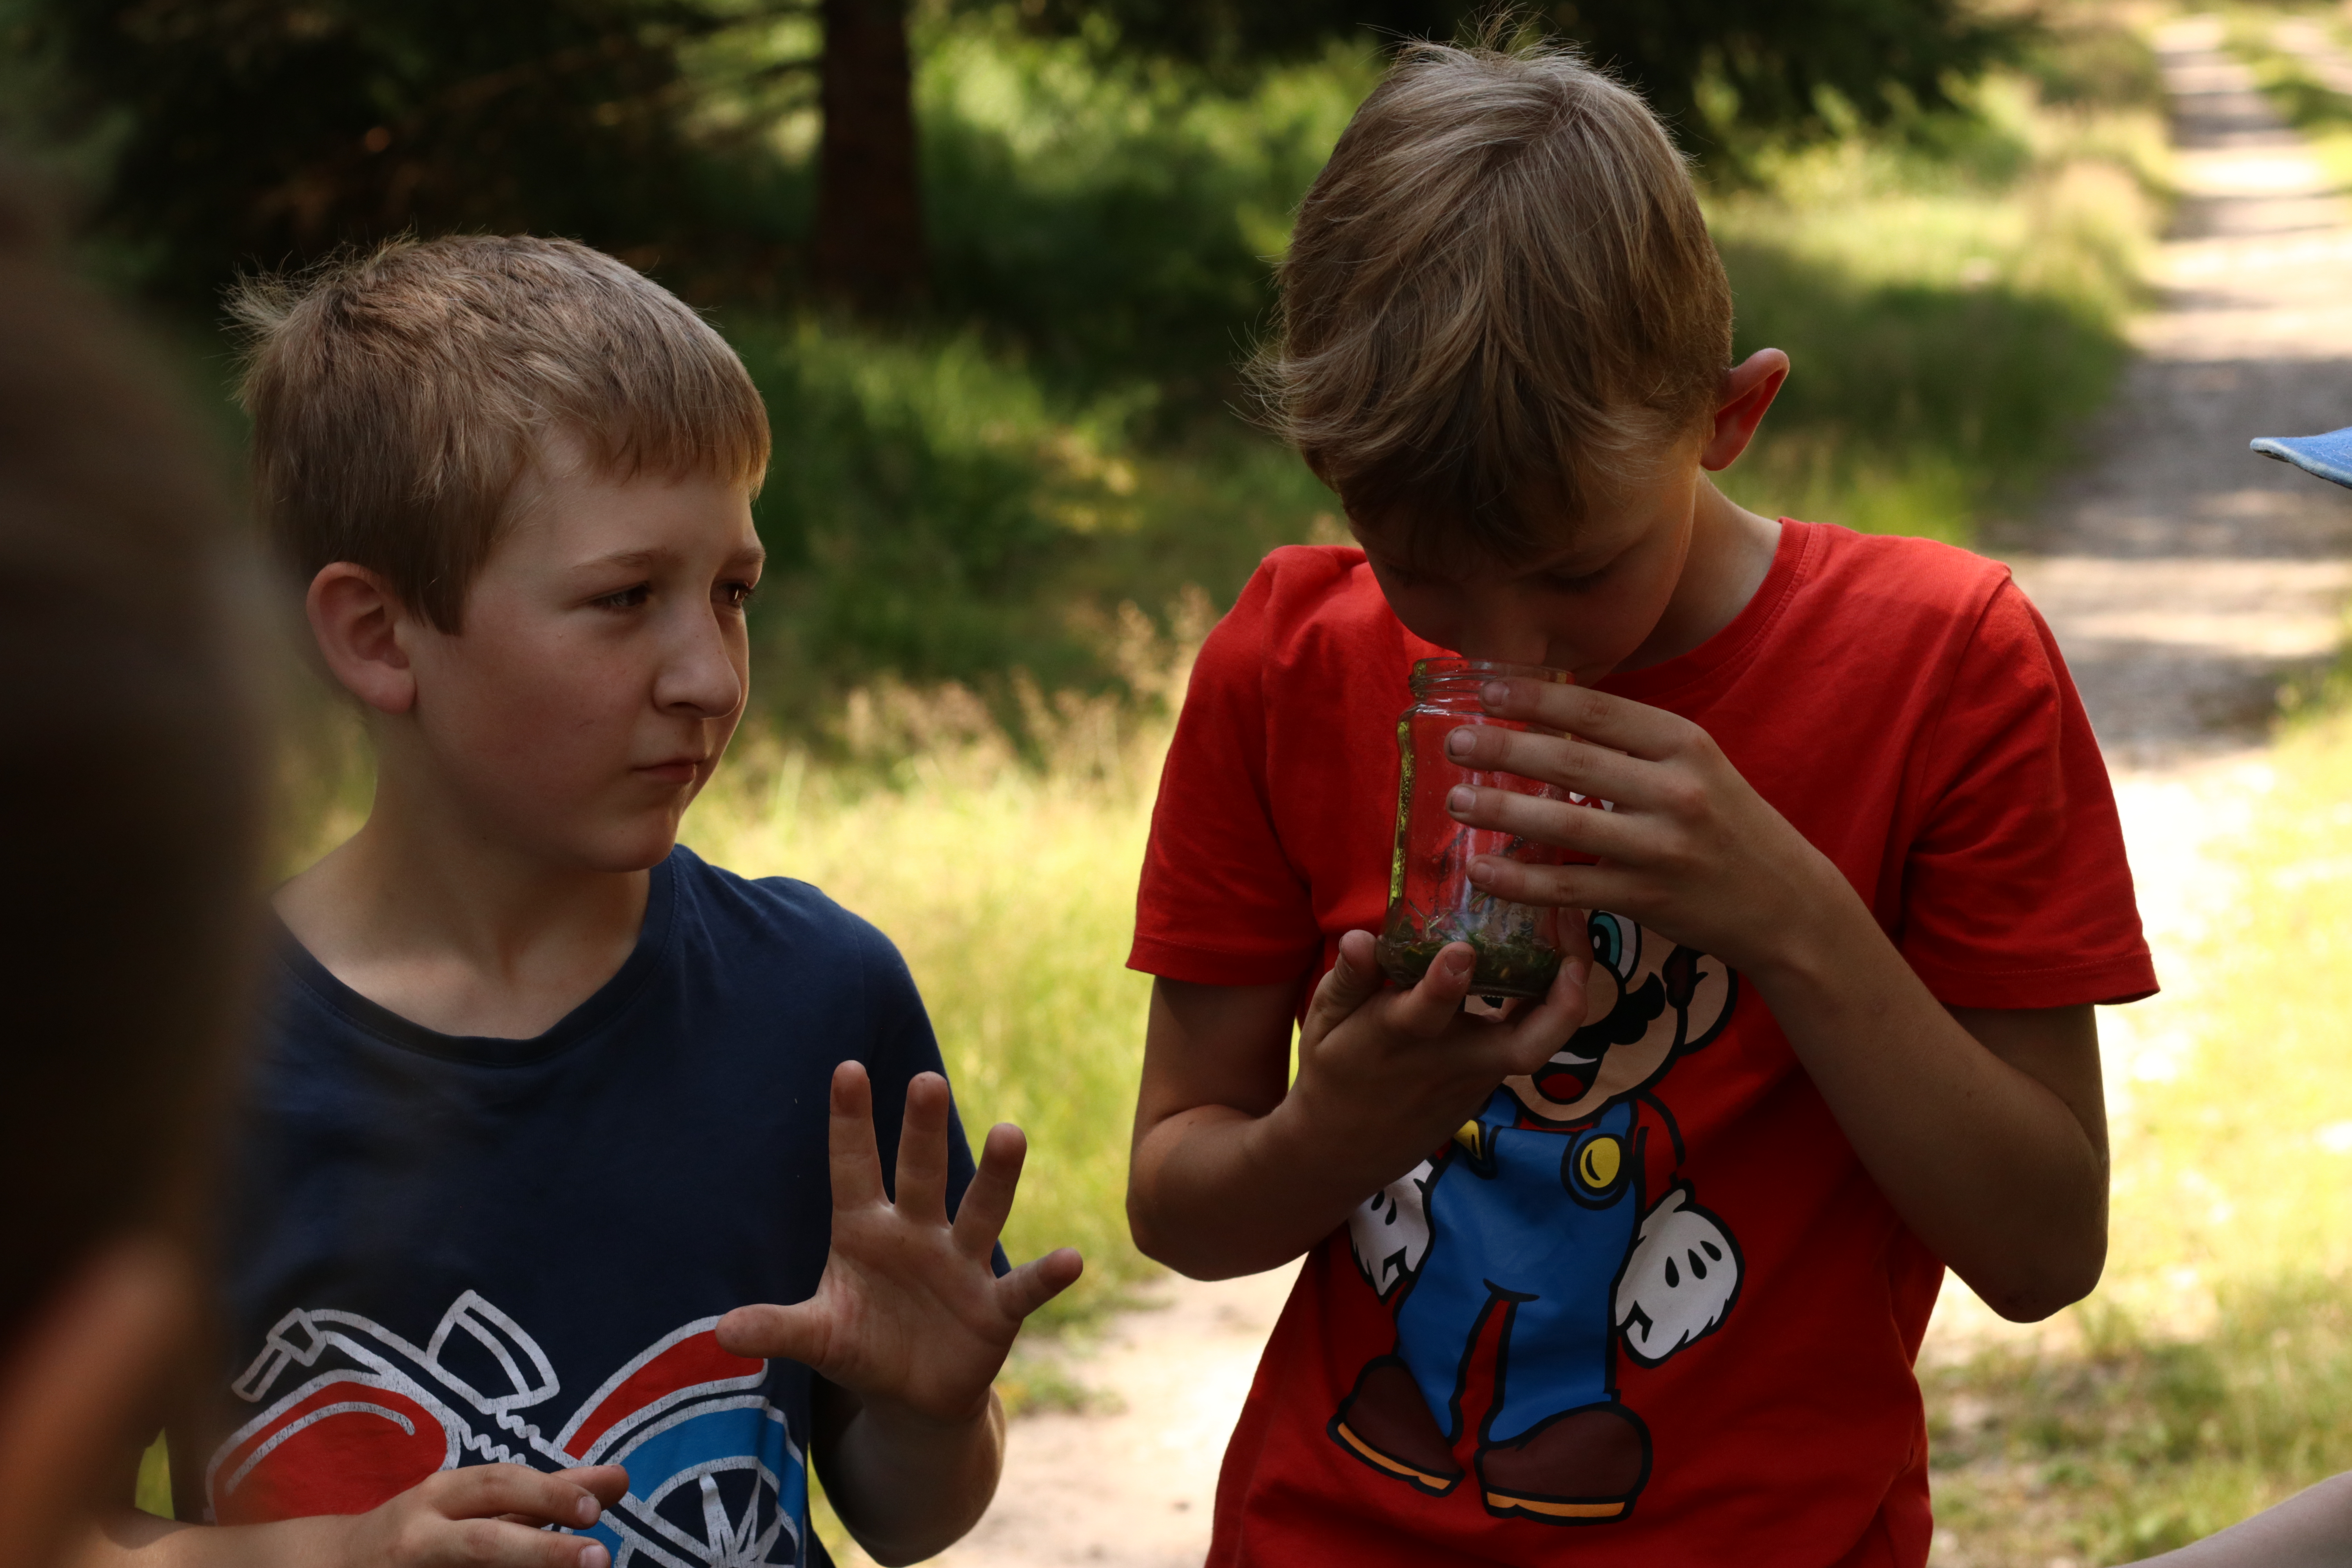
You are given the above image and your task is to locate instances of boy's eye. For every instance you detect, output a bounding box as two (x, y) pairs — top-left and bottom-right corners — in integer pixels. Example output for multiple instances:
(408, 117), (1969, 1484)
(719, 579), (758, 609)
(593, 583), (652, 610)
(1541, 565), (1607, 592)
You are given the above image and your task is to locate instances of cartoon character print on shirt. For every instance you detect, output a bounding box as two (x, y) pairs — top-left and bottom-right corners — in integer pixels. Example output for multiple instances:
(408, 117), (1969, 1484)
(207, 1291), (808, 1566)
(1336, 911), (1739, 1526)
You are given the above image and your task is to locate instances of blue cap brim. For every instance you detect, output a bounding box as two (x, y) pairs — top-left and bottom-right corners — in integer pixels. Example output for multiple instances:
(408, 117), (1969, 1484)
(2250, 426), (2352, 488)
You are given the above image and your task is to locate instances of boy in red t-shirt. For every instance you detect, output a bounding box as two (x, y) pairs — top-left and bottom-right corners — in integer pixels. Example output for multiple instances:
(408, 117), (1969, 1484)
(1124, 36), (2155, 1568)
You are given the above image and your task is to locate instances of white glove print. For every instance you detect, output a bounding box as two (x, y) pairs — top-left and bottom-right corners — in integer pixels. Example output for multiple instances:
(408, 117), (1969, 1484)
(1614, 1183), (1740, 1366)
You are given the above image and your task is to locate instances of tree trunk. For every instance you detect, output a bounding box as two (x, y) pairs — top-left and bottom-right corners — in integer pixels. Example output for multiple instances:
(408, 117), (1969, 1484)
(813, 0), (924, 314)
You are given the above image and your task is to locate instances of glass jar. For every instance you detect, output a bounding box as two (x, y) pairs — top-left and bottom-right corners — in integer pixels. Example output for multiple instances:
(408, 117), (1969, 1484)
(1375, 657), (1575, 999)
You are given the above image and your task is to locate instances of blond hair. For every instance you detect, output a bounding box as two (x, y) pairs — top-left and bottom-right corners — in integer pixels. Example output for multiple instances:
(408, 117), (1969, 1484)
(1252, 38), (1733, 559)
(233, 234), (771, 631)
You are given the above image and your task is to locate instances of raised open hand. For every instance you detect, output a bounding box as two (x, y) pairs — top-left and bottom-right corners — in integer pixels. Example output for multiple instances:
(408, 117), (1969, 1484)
(714, 1063), (1082, 1426)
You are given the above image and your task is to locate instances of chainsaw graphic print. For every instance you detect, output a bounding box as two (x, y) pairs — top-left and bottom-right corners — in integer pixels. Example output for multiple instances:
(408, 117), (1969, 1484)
(207, 1290), (808, 1567)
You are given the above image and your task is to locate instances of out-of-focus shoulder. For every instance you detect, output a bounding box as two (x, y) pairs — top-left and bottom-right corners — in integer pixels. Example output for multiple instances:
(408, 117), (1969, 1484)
(1218, 544), (1372, 639)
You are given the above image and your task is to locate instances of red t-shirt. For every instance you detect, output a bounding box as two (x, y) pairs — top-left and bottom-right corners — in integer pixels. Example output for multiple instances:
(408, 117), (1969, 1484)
(1129, 521), (2155, 1568)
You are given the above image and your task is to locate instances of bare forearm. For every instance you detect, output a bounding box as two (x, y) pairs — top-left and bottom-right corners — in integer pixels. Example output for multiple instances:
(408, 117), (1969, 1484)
(81, 1512), (352, 1567)
(821, 1394), (1004, 1566)
(1131, 1089), (1440, 1280)
(1752, 897), (2106, 1319)
(2140, 1472), (2352, 1566)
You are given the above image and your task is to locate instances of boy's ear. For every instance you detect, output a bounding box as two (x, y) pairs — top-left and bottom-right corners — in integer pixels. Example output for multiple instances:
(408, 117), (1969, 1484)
(0, 1237), (192, 1568)
(307, 563), (420, 715)
(1699, 348), (1791, 474)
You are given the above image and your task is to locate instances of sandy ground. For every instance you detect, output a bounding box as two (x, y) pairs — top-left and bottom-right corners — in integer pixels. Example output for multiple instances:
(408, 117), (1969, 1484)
(913, 18), (2352, 1566)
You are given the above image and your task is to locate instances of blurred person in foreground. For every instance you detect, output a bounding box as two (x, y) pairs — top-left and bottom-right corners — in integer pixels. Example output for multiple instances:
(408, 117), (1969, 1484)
(1124, 33), (2155, 1566)
(0, 178), (264, 1566)
(88, 234), (1078, 1568)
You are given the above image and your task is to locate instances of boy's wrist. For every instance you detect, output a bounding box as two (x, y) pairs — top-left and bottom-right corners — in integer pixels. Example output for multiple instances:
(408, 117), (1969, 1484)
(848, 1383), (1000, 1446)
(1261, 1065), (1428, 1211)
(1737, 859), (1883, 1002)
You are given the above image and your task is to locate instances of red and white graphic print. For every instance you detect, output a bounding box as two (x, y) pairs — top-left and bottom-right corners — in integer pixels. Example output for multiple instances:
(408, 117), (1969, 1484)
(209, 1292), (808, 1566)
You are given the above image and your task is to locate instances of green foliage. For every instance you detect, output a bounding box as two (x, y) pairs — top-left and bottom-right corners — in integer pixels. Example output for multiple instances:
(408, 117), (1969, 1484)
(991, 0), (2020, 163)
(1710, 52), (2163, 544)
(710, 19), (2163, 720)
(6, 0), (788, 305)
(915, 25), (1370, 406)
(135, 1431), (171, 1518)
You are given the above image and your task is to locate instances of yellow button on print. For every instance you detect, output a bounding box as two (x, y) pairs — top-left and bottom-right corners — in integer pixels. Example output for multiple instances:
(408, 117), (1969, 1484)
(1577, 1135), (1622, 1192)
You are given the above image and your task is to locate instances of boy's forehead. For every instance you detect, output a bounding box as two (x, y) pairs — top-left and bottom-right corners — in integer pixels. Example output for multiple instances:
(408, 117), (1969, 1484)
(496, 448), (761, 562)
(1352, 501), (1641, 581)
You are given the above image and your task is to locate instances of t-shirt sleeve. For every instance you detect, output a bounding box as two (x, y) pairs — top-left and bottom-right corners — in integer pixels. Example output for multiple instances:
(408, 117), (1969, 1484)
(1129, 562), (1325, 985)
(1896, 578), (2157, 1008)
(855, 923), (1009, 1276)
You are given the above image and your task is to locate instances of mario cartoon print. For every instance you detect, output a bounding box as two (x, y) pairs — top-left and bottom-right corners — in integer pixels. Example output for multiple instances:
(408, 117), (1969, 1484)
(1335, 909), (1739, 1525)
(207, 1291), (807, 1566)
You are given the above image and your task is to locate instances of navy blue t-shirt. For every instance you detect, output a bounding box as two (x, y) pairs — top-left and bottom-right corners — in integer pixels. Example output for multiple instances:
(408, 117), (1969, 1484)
(200, 847), (982, 1568)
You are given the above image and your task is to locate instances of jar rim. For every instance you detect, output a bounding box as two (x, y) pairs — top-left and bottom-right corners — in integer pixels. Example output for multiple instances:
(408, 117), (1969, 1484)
(1409, 657), (1572, 685)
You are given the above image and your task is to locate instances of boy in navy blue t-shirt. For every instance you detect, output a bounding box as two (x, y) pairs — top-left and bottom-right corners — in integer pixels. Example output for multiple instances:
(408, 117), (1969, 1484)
(93, 235), (1080, 1568)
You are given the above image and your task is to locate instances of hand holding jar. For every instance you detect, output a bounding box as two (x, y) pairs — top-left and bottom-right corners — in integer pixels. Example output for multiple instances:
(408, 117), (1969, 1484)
(1376, 658), (1606, 999)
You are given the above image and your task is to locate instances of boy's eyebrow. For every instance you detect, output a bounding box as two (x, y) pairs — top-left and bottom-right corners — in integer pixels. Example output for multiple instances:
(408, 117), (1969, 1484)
(573, 543), (768, 573)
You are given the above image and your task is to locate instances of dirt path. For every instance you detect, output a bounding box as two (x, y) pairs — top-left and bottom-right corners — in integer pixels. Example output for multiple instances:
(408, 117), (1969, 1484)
(911, 19), (2352, 1566)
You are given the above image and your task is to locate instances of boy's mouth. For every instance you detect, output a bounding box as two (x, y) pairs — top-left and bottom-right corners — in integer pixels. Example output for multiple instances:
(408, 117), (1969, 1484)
(1531, 1048), (1603, 1103)
(636, 755), (705, 785)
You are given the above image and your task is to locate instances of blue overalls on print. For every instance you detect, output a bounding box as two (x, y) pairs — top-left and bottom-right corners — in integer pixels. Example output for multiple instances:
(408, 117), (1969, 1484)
(1394, 1091), (1640, 1446)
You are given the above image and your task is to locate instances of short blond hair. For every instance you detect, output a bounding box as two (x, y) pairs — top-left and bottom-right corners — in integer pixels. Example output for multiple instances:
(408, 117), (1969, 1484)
(1252, 38), (1732, 559)
(233, 235), (770, 631)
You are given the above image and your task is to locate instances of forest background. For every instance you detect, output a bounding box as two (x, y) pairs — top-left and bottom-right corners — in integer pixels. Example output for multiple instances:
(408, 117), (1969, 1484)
(6, 0), (2350, 1562)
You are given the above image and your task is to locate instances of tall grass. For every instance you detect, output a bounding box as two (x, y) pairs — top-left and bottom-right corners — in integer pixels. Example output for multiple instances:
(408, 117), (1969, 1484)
(711, 15), (2167, 721)
(1711, 49), (2166, 543)
(1926, 693), (2352, 1565)
(678, 607), (1203, 1330)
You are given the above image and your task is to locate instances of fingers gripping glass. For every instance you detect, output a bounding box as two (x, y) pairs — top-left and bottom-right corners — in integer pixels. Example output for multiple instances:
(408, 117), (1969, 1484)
(1375, 658), (1589, 1000)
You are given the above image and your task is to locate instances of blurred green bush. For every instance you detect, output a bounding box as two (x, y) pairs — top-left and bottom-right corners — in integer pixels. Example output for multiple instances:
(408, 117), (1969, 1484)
(712, 13), (2164, 733)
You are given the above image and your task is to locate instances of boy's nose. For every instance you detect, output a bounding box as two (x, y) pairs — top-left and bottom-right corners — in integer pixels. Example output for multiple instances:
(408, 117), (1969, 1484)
(1448, 596), (1553, 667)
(655, 612), (745, 717)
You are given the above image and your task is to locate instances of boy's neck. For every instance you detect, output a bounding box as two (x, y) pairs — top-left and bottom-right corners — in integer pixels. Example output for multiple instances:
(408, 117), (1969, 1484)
(274, 762), (654, 1042)
(1616, 481), (1782, 676)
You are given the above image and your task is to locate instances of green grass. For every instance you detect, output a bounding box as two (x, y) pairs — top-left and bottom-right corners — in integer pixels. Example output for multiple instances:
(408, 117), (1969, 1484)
(1710, 58), (2165, 544)
(676, 632), (1199, 1332)
(1925, 694), (2352, 1565)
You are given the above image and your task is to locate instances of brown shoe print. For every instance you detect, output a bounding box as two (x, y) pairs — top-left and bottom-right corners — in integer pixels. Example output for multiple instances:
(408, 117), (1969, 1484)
(1328, 1356), (1463, 1495)
(1475, 1402), (1652, 1524)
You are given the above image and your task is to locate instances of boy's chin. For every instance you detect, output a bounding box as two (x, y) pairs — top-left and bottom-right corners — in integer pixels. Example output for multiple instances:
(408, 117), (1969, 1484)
(532, 813), (690, 878)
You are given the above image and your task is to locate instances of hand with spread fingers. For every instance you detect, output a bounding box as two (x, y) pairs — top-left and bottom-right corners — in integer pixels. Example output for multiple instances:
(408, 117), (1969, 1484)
(1438, 675), (1849, 976)
(715, 1062), (1080, 1564)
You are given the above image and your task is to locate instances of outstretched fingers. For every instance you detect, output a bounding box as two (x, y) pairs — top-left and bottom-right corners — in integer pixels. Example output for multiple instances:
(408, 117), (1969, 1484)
(825, 1060), (887, 1211)
(894, 1071), (954, 1225)
(994, 1246), (1085, 1323)
(950, 1121), (1027, 1261)
(713, 1299), (827, 1366)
